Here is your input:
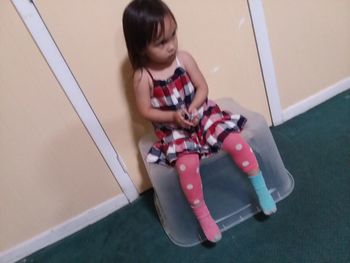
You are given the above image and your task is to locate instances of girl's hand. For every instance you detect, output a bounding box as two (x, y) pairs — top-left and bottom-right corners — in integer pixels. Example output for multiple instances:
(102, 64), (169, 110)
(173, 109), (194, 129)
(188, 108), (200, 127)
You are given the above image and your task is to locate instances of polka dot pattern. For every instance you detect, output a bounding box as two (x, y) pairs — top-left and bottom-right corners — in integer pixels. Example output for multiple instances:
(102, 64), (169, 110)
(235, 144), (243, 151)
(242, 161), (250, 167)
(179, 164), (186, 172)
(193, 199), (200, 205)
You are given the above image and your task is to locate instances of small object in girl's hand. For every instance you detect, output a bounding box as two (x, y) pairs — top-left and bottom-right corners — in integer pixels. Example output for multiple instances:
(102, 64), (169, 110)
(184, 112), (194, 122)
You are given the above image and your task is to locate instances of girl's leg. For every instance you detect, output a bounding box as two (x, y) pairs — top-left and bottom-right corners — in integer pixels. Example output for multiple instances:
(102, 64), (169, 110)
(222, 133), (277, 215)
(175, 153), (221, 242)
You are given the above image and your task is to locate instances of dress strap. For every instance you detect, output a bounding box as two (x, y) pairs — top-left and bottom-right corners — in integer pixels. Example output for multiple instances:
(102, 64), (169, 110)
(175, 56), (182, 67)
(144, 68), (155, 82)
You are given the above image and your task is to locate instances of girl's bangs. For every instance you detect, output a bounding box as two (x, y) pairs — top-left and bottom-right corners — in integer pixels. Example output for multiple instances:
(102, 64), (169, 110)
(151, 17), (165, 43)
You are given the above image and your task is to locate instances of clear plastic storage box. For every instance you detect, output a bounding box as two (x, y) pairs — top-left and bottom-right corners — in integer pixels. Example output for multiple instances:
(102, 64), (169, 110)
(139, 98), (294, 246)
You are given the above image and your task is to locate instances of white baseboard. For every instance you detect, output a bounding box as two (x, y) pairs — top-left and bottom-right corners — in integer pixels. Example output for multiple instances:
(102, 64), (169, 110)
(0, 194), (129, 263)
(282, 77), (350, 123)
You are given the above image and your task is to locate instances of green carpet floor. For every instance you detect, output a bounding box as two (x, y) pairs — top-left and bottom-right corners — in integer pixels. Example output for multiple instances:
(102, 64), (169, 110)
(19, 90), (350, 263)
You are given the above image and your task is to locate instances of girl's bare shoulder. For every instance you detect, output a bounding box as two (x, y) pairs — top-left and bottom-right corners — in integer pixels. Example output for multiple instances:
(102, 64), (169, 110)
(177, 50), (194, 64)
(133, 68), (152, 90)
(177, 50), (198, 69)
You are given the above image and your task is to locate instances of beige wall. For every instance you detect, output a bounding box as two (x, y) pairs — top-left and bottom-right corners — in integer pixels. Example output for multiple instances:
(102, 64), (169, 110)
(263, 0), (350, 109)
(0, 1), (122, 252)
(35, 0), (270, 192)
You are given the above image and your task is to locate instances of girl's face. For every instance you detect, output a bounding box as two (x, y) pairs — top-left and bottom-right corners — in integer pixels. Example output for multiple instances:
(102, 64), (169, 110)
(144, 14), (178, 67)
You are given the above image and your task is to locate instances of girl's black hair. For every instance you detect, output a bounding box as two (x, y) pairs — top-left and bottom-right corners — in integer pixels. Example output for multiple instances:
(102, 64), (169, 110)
(122, 0), (177, 70)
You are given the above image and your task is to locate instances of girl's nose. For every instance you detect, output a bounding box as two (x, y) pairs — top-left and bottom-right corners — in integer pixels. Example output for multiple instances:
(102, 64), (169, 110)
(167, 41), (176, 53)
(168, 44), (174, 53)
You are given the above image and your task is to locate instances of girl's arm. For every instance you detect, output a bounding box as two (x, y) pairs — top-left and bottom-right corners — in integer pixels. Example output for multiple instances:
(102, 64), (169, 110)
(133, 69), (193, 128)
(178, 51), (209, 113)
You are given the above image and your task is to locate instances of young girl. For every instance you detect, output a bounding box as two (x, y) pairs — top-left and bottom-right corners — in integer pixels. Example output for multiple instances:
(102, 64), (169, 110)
(123, 0), (276, 243)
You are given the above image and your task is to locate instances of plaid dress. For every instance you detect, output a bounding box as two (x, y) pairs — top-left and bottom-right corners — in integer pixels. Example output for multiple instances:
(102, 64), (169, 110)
(146, 66), (247, 166)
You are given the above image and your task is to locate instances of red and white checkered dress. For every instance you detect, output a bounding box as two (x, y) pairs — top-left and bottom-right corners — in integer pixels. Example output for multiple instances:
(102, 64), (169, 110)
(146, 65), (246, 166)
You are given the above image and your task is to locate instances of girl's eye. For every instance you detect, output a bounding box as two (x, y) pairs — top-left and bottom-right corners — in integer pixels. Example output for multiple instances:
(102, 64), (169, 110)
(155, 40), (165, 47)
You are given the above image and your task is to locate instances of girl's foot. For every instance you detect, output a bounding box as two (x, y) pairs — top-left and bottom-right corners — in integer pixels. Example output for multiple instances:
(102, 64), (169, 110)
(249, 171), (277, 215)
(193, 203), (222, 242)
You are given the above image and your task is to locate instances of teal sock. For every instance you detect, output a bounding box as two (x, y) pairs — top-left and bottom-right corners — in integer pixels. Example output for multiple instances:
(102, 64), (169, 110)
(249, 171), (277, 215)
